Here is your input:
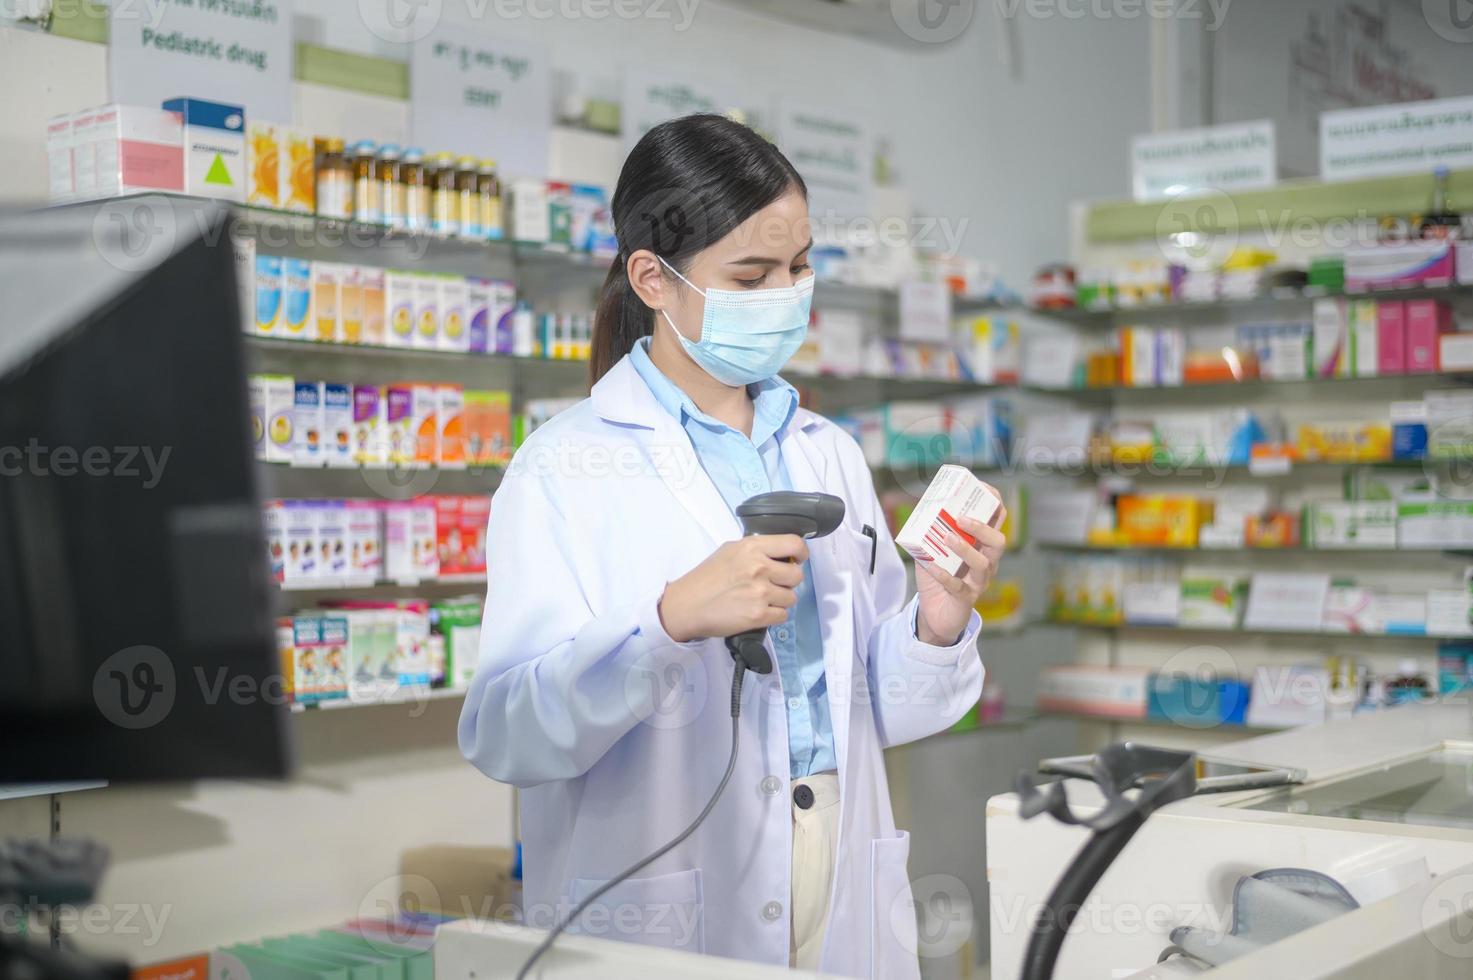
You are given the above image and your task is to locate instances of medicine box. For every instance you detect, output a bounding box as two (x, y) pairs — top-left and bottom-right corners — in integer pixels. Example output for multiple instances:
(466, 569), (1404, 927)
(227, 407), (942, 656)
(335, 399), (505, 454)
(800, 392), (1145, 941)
(439, 276), (469, 352)
(317, 614), (350, 701)
(338, 265), (364, 345)
(1398, 496), (1473, 549)
(343, 500), (382, 584)
(361, 267), (387, 346)
(438, 385), (466, 469)
(894, 464), (1003, 576)
(385, 503), (439, 582)
(395, 602), (433, 686)
(315, 500), (348, 580)
(1377, 301), (1407, 375)
(1178, 577), (1246, 628)
(322, 382), (354, 469)
(413, 274), (441, 349)
(1303, 501), (1397, 549)
(1311, 298), (1347, 378)
(435, 495), (464, 575)
(46, 113), (75, 203)
(281, 127), (315, 214)
(254, 255), (283, 336)
(1346, 299), (1378, 378)
(1345, 240), (1456, 290)
(280, 258), (312, 339)
(471, 389), (518, 465)
(262, 500), (285, 582)
(82, 104), (185, 198)
(249, 373), (295, 463)
(292, 381), (324, 468)
(246, 120), (280, 207)
(384, 384), (415, 466)
(162, 98), (244, 202)
(1406, 300), (1454, 373)
(432, 600), (484, 689)
(283, 500), (317, 583)
(411, 384), (439, 466)
(1037, 666), (1149, 719)
(352, 384), (385, 466)
(385, 270), (416, 348)
(312, 262), (340, 343)
(460, 495), (491, 574)
(1440, 333), (1473, 373)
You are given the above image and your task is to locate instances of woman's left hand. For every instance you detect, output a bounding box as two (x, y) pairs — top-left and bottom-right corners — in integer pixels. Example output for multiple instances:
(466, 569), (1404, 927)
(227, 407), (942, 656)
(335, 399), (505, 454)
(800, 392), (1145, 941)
(915, 502), (1008, 646)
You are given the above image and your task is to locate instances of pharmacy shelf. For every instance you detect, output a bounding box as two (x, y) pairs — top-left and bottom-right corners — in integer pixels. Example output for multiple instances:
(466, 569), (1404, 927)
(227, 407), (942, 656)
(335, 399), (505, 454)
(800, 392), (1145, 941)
(1038, 543), (1465, 557)
(1035, 709), (1287, 736)
(278, 573), (486, 592)
(1032, 369), (1473, 399)
(0, 781), (107, 802)
(1048, 619), (1465, 643)
(1020, 282), (1473, 324)
(289, 686), (468, 714)
(957, 457), (1432, 478)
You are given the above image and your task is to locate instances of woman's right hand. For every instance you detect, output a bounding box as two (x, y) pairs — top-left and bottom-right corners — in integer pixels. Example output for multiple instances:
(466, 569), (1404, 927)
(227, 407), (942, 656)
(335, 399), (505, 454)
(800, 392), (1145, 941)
(658, 534), (809, 642)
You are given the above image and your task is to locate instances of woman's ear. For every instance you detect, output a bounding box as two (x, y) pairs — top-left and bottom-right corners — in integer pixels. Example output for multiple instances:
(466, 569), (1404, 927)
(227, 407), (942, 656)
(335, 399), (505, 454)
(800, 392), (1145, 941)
(626, 249), (668, 312)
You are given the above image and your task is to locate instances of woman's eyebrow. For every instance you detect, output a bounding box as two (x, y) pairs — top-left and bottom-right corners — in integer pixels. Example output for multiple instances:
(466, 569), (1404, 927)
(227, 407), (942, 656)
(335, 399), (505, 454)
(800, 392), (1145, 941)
(726, 239), (815, 266)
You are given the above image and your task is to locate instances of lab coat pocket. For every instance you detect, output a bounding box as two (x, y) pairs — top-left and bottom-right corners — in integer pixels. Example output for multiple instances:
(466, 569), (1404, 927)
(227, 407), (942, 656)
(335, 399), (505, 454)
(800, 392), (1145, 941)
(839, 525), (878, 624)
(870, 831), (921, 980)
(568, 867), (705, 954)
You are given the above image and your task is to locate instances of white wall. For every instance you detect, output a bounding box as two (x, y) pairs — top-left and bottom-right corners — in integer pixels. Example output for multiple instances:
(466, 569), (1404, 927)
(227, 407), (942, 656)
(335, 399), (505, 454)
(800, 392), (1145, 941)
(1209, 0), (1473, 177)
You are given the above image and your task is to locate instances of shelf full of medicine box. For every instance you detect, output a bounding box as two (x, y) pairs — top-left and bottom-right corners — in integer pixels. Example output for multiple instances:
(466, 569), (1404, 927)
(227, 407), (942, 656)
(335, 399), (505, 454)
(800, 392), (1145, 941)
(277, 572), (488, 593)
(288, 685), (469, 714)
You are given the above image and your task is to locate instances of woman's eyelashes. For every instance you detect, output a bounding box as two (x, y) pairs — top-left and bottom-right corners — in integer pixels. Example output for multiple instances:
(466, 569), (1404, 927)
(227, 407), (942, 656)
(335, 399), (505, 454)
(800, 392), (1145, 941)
(734, 263), (811, 288)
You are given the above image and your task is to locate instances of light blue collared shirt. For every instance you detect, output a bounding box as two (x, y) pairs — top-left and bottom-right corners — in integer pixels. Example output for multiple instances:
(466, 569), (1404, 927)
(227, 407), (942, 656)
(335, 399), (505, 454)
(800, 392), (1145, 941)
(629, 339), (834, 778)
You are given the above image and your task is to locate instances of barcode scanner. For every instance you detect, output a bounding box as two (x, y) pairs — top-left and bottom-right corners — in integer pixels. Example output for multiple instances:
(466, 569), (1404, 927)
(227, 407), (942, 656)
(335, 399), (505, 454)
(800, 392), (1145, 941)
(726, 491), (846, 676)
(515, 490), (846, 980)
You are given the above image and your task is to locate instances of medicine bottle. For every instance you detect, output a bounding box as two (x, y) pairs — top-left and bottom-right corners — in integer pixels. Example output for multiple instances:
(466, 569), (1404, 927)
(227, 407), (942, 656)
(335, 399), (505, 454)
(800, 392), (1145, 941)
(430, 151), (459, 237)
(377, 144), (403, 231)
(456, 156), (481, 240)
(401, 147), (429, 233)
(316, 137), (352, 221)
(350, 141), (379, 224)
(477, 159), (503, 242)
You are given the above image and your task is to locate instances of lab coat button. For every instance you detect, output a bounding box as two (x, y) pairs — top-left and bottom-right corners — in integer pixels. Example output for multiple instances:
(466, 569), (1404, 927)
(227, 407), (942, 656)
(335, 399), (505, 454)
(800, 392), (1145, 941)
(762, 901), (783, 922)
(760, 776), (782, 796)
(793, 784), (815, 810)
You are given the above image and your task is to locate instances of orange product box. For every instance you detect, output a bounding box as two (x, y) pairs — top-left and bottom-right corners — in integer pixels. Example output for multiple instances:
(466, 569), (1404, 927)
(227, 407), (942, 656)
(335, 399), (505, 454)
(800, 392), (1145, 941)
(434, 495), (464, 575)
(438, 384), (466, 469)
(460, 494), (491, 574)
(1115, 495), (1210, 548)
(411, 383), (438, 466)
(1245, 510), (1300, 549)
(465, 390), (512, 465)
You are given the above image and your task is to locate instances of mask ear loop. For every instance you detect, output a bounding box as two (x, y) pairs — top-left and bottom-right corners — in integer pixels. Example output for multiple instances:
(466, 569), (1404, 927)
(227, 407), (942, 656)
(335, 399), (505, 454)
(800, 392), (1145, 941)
(656, 255), (705, 341)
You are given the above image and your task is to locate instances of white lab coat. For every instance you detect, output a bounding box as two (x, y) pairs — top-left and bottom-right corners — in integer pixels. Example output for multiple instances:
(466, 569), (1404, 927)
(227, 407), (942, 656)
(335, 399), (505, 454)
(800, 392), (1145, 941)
(459, 355), (984, 979)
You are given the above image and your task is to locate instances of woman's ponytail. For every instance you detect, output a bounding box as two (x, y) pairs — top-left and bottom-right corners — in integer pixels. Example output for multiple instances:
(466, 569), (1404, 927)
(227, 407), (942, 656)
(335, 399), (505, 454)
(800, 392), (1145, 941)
(585, 113), (806, 385)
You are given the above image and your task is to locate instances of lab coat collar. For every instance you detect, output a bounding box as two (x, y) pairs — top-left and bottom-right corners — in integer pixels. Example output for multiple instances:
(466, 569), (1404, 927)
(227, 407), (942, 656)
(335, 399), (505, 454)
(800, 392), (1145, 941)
(592, 354), (824, 437)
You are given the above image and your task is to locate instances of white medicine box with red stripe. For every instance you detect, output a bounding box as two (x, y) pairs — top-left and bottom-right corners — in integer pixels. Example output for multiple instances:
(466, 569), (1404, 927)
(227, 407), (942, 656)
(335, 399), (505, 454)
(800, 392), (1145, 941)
(895, 465), (1003, 576)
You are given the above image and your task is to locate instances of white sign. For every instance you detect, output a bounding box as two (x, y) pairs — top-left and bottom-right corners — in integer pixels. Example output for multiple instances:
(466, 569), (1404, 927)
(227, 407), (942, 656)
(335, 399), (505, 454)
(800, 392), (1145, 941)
(107, 0), (293, 122)
(621, 70), (737, 157)
(410, 28), (551, 179)
(1130, 120), (1277, 202)
(776, 100), (872, 220)
(1320, 96), (1473, 182)
(898, 279), (952, 343)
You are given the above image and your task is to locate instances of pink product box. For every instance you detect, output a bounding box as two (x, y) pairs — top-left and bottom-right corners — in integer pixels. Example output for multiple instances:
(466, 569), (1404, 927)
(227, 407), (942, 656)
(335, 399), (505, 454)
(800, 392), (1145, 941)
(1406, 300), (1455, 374)
(79, 104), (185, 199)
(1345, 241), (1456, 291)
(1377, 301), (1406, 375)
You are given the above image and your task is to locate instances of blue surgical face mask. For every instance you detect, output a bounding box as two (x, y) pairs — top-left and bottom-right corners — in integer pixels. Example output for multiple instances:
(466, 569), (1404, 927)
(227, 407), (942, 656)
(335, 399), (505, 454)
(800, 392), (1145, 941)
(658, 256), (814, 387)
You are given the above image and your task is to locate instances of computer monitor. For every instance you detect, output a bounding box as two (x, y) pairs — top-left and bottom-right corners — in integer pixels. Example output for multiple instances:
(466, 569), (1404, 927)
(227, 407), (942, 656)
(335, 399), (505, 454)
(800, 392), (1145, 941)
(0, 199), (293, 781)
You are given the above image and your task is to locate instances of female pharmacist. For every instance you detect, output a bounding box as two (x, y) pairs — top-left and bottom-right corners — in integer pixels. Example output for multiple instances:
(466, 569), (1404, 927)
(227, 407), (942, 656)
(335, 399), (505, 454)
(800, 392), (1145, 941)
(459, 114), (1004, 980)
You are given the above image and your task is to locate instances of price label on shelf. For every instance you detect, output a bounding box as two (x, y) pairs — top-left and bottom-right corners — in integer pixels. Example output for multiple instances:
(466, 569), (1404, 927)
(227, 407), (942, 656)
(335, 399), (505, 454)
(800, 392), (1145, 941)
(1248, 454), (1292, 476)
(410, 27), (552, 179)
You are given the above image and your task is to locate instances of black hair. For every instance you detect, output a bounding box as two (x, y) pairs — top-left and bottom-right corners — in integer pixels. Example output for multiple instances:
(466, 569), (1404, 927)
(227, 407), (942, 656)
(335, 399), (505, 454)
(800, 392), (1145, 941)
(590, 113), (806, 383)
